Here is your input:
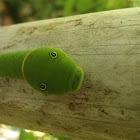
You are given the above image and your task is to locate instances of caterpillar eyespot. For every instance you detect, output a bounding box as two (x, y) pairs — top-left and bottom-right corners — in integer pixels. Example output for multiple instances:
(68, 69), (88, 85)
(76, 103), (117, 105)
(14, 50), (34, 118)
(0, 47), (84, 95)
(40, 83), (47, 90)
(50, 51), (57, 58)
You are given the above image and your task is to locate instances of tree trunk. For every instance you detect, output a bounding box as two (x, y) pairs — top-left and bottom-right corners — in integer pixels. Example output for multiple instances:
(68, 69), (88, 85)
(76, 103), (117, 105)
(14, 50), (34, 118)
(0, 8), (140, 140)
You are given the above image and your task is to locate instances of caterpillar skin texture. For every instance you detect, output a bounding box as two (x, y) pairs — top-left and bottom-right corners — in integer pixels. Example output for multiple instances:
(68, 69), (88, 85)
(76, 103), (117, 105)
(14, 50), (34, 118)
(0, 47), (84, 95)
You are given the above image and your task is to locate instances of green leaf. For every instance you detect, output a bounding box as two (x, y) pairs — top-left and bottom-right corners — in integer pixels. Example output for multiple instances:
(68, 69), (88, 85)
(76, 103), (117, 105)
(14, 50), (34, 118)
(76, 0), (93, 13)
(19, 129), (38, 140)
(64, 0), (75, 16)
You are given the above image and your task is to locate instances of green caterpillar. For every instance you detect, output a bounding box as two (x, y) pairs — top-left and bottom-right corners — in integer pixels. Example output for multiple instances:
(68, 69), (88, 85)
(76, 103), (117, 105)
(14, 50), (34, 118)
(0, 47), (84, 95)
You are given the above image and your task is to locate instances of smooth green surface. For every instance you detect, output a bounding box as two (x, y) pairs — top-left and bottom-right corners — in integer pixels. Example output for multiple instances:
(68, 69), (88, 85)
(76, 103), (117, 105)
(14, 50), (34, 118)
(0, 50), (30, 79)
(0, 47), (84, 95)
(22, 47), (84, 95)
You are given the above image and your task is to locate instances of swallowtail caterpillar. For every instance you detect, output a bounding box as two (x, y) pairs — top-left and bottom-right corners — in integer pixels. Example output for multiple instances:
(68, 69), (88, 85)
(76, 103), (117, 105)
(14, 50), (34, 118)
(0, 47), (84, 95)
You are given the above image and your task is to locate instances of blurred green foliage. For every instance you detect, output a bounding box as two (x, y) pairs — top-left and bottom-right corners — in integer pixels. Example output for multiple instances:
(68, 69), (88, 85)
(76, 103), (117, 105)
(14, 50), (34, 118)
(18, 129), (76, 140)
(19, 130), (38, 140)
(2, 0), (139, 23)
(7, 126), (76, 140)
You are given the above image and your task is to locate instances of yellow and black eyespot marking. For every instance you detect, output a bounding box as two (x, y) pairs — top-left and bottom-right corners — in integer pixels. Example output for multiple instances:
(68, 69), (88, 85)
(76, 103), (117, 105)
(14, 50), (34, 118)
(50, 51), (57, 59)
(40, 83), (47, 90)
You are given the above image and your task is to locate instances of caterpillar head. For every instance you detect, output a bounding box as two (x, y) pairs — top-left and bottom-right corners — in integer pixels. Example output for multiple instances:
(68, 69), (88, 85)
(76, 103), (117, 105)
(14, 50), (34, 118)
(22, 47), (84, 95)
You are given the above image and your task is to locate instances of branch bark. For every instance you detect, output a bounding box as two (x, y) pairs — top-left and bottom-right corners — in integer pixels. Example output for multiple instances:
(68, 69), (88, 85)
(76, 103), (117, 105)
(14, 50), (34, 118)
(0, 8), (140, 140)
